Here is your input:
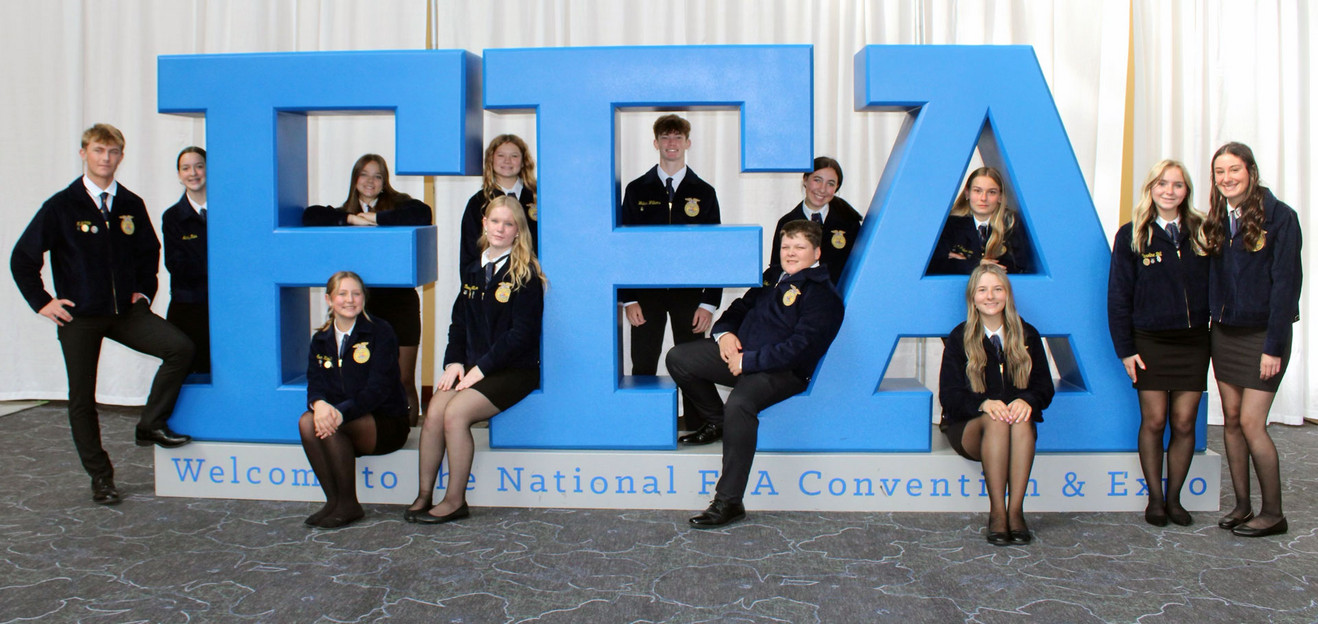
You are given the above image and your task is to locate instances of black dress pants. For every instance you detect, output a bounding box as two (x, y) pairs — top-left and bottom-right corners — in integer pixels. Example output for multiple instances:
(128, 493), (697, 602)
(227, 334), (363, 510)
(166, 300), (210, 374)
(629, 287), (705, 426)
(665, 339), (806, 504)
(57, 300), (194, 478)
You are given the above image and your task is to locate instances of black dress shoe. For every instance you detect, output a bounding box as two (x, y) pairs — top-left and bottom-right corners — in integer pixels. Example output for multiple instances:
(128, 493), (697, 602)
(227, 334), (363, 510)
(1145, 504), (1169, 527)
(135, 427), (192, 448)
(688, 499), (745, 528)
(313, 508), (365, 529)
(415, 502), (469, 525)
(678, 423), (723, 445)
(1009, 529), (1033, 545)
(91, 475), (121, 505)
(1232, 516), (1288, 538)
(1217, 511), (1254, 530)
(1166, 505), (1193, 527)
(986, 531), (1012, 546)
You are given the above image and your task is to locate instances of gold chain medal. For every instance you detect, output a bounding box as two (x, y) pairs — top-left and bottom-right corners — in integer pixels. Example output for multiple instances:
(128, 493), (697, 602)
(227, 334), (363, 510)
(352, 342), (371, 364)
(831, 229), (846, 249)
(684, 198), (700, 218)
(782, 285), (800, 306)
(119, 215), (135, 235)
(495, 282), (513, 303)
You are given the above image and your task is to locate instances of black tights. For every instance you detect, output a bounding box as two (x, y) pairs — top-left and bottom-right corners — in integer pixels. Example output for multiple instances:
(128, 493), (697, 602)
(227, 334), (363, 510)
(1136, 390), (1199, 515)
(298, 412), (379, 525)
(1218, 382), (1284, 529)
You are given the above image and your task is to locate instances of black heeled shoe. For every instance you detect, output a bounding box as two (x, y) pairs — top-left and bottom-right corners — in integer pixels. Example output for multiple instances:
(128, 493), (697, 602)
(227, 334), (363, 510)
(1232, 516), (1288, 538)
(1217, 511), (1254, 530)
(415, 502), (470, 525)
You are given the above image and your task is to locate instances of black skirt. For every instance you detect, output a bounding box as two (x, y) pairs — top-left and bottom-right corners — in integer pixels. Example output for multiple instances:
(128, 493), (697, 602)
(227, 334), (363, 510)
(367, 287), (422, 347)
(1131, 327), (1210, 391)
(469, 366), (540, 411)
(360, 412), (410, 457)
(1211, 324), (1289, 392)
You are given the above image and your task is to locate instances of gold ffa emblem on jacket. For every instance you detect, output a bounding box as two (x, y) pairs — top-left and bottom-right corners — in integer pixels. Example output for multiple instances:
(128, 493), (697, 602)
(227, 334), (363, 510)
(119, 215), (135, 235)
(831, 229), (846, 249)
(1250, 230), (1267, 252)
(352, 342), (371, 364)
(782, 285), (801, 307)
(495, 282), (513, 303)
(527, 204), (537, 221)
(684, 198), (700, 218)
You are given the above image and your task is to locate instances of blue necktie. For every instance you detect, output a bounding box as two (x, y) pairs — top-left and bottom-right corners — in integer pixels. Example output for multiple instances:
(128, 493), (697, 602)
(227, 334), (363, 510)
(978, 224), (990, 246)
(1166, 222), (1178, 243)
(811, 212), (823, 224)
(99, 192), (110, 222)
(1229, 210), (1239, 237)
(665, 177), (675, 205)
(989, 334), (1003, 360)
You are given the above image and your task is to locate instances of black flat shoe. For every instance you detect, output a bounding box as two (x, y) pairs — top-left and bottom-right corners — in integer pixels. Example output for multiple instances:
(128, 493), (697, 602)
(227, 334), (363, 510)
(91, 475), (121, 505)
(1217, 511), (1254, 530)
(987, 531), (1012, 546)
(1232, 517), (1288, 538)
(1145, 504), (1168, 527)
(415, 502), (469, 525)
(313, 508), (365, 529)
(1009, 529), (1033, 545)
(1166, 505), (1193, 527)
(135, 427), (192, 448)
(689, 499), (745, 528)
(678, 423), (723, 445)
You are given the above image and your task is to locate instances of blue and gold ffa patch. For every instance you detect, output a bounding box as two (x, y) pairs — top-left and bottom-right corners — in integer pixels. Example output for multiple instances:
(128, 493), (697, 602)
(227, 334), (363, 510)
(831, 229), (846, 249)
(782, 284), (801, 307)
(119, 215), (135, 235)
(352, 342), (370, 364)
(684, 198), (700, 217)
(495, 282), (513, 303)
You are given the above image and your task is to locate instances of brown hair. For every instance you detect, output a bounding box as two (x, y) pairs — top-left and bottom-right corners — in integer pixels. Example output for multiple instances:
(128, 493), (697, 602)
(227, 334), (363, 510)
(949, 167), (1019, 262)
(806, 156), (843, 192)
(1204, 142), (1266, 255)
(481, 134), (537, 203)
(176, 146), (206, 170)
(653, 114), (691, 138)
(81, 123), (125, 149)
(341, 154), (413, 214)
(780, 219), (823, 249)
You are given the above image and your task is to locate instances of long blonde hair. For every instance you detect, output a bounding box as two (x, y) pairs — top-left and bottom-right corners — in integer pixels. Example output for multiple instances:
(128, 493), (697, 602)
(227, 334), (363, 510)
(479, 196), (546, 291)
(949, 167), (1018, 262)
(481, 135), (537, 203)
(1129, 159), (1206, 255)
(318, 270), (370, 332)
(962, 264), (1031, 393)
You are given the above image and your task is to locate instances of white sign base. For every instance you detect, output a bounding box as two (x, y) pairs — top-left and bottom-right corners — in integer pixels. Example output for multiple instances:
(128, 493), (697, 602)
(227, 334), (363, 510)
(155, 428), (1220, 512)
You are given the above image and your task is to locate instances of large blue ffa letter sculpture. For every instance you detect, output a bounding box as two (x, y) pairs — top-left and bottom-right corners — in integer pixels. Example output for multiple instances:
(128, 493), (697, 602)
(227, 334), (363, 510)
(158, 45), (1171, 454)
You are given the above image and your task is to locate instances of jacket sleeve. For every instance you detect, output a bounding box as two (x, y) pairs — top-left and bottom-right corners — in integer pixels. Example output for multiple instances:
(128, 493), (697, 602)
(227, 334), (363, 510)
(133, 207), (161, 301)
(334, 324), (401, 422)
(376, 198), (433, 226)
(1015, 326), (1056, 415)
(306, 334), (332, 409)
(10, 204), (56, 312)
(938, 327), (986, 423)
(928, 219), (971, 275)
(302, 205), (348, 226)
(475, 276), (544, 374)
(617, 183), (639, 304)
(740, 286), (843, 375)
(459, 192), (486, 274)
(443, 290), (468, 368)
(1106, 226), (1138, 359)
(1263, 204), (1303, 356)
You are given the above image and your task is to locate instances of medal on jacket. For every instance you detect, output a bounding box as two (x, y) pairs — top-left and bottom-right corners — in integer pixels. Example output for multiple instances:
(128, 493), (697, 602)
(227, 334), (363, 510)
(319, 354), (333, 369)
(831, 229), (846, 249)
(495, 282), (513, 303)
(1155, 251), (1162, 263)
(352, 342), (370, 364)
(119, 215), (135, 235)
(684, 198), (700, 217)
(527, 204), (537, 221)
(1250, 230), (1267, 252)
(782, 284), (801, 306)
(76, 221), (92, 233)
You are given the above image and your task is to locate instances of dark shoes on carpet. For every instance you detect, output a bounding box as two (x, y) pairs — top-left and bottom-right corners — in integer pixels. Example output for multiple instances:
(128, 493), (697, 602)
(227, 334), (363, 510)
(1232, 516), (1287, 538)
(135, 427), (192, 448)
(414, 502), (470, 525)
(678, 423), (723, 445)
(1217, 510), (1254, 530)
(91, 475), (121, 505)
(689, 499), (745, 528)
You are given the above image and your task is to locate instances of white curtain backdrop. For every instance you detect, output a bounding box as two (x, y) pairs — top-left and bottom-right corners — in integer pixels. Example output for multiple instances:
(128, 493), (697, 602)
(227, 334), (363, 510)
(0, 1), (1308, 427)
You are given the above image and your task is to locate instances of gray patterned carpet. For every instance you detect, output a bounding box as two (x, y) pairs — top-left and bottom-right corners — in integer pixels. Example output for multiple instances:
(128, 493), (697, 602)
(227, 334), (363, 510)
(1, 403), (1315, 623)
